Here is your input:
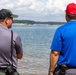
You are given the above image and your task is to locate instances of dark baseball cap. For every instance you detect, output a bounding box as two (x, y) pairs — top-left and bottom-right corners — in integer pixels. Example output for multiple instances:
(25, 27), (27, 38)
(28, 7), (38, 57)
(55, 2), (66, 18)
(65, 3), (76, 14)
(0, 9), (18, 19)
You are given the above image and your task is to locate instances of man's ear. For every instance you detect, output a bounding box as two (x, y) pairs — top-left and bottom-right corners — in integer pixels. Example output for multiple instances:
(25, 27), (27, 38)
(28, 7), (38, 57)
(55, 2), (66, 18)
(4, 17), (9, 24)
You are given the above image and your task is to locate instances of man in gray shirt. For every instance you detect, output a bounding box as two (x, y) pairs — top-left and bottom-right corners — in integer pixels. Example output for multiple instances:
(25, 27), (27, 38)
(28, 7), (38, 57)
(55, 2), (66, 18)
(0, 9), (23, 75)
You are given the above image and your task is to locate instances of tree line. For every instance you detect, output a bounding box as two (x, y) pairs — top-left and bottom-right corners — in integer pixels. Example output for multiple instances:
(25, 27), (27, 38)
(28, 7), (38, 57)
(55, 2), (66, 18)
(13, 20), (66, 25)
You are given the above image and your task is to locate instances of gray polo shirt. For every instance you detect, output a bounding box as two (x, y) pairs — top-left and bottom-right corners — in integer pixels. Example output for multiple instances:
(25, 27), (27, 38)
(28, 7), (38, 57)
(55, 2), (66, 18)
(0, 24), (23, 68)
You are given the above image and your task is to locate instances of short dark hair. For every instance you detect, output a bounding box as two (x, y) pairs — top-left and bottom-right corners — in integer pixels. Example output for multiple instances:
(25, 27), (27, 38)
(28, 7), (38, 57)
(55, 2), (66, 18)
(67, 14), (76, 19)
(0, 19), (4, 22)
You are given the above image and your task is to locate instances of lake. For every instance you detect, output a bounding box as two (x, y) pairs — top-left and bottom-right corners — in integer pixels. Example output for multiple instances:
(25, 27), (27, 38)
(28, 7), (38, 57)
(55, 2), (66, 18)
(12, 24), (60, 75)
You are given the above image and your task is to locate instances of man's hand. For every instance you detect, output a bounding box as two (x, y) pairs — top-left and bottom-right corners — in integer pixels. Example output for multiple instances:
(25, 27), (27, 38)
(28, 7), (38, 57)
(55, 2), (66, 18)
(17, 53), (23, 59)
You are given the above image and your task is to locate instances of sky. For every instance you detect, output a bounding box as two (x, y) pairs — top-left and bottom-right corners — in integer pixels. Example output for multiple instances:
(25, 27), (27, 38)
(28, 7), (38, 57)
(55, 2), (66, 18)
(0, 0), (76, 22)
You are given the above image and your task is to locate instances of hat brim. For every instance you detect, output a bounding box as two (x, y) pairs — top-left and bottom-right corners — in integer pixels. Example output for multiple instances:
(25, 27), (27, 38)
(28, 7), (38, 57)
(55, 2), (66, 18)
(11, 14), (18, 18)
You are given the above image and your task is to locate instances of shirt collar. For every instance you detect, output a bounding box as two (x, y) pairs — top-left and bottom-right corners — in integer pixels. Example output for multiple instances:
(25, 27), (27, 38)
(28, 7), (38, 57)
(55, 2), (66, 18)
(70, 20), (76, 21)
(0, 24), (9, 30)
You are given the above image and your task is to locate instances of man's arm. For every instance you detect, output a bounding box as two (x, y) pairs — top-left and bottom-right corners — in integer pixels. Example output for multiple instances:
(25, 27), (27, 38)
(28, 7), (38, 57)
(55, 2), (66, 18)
(48, 50), (60, 75)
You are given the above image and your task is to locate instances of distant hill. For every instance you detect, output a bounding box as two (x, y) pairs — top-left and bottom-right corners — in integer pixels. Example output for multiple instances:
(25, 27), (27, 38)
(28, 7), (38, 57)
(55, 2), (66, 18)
(13, 20), (66, 25)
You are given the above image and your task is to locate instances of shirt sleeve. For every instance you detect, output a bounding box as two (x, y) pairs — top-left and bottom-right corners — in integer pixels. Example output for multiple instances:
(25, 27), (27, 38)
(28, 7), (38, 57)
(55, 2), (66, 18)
(15, 34), (23, 54)
(50, 28), (62, 51)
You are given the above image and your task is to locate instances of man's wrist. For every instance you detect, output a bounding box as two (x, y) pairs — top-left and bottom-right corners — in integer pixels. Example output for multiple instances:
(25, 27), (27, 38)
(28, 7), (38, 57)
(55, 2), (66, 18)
(49, 70), (54, 73)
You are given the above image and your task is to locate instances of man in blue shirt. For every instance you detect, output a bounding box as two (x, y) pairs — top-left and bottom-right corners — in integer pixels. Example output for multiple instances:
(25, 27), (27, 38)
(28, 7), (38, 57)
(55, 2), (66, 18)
(48, 3), (76, 75)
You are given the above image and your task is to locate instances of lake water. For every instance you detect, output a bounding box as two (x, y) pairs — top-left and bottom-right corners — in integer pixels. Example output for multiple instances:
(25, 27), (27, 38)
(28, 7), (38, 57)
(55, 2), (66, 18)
(12, 24), (60, 75)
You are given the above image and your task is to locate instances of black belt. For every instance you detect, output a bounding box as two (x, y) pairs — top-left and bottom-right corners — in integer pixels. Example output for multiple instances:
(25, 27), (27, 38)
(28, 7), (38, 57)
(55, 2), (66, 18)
(0, 68), (6, 70)
(0, 67), (16, 72)
(67, 67), (76, 69)
(58, 65), (76, 69)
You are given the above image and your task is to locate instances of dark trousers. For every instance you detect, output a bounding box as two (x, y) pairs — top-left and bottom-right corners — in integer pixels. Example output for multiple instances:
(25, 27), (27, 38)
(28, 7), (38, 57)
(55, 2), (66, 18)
(0, 71), (19, 75)
(54, 66), (76, 75)
(0, 68), (19, 75)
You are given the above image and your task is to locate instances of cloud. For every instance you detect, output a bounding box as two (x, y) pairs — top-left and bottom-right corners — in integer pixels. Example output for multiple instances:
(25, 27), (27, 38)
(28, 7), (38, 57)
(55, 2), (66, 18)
(0, 0), (76, 21)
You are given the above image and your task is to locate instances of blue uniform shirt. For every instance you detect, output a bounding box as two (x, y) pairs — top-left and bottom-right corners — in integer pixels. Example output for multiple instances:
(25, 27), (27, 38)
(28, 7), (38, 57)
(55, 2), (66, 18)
(50, 20), (76, 67)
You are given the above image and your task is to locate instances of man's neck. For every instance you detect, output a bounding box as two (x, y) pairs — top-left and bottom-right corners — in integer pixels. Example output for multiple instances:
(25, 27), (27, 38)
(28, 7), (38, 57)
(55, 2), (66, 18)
(0, 22), (8, 28)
